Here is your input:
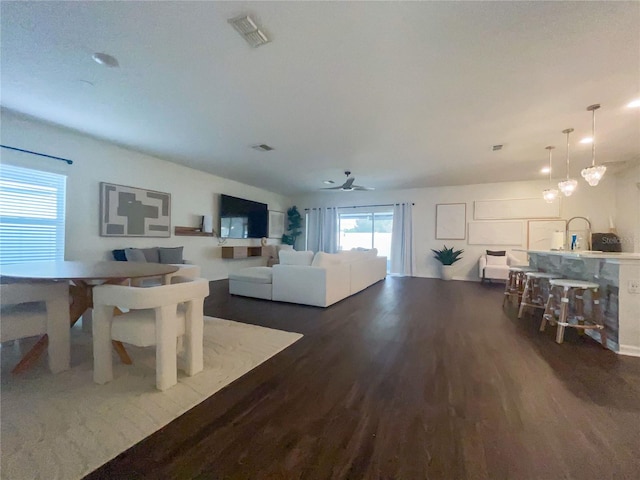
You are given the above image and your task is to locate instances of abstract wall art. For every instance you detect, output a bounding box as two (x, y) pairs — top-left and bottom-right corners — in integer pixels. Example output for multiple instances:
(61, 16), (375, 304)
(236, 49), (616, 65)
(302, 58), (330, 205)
(99, 182), (171, 237)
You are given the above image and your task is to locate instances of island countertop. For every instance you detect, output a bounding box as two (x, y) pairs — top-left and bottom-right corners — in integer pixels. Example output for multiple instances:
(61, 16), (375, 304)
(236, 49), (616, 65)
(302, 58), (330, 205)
(517, 249), (640, 357)
(516, 249), (640, 262)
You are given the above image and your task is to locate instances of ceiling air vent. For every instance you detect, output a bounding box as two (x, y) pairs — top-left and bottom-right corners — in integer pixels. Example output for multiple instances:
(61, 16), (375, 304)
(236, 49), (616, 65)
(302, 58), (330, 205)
(252, 144), (274, 152)
(492, 144), (504, 151)
(228, 15), (270, 48)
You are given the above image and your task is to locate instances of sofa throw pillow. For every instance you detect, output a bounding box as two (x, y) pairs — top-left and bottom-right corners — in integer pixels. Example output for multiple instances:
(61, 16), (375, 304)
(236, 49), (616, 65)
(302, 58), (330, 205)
(486, 250), (506, 256)
(279, 250), (314, 266)
(311, 252), (342, 268)
(486, 255), (508, 266)
(124, 248), (147, 263)
(112, 249), (127, 262)
(159, 246), (184, 264)
(141, 247), (161, 263)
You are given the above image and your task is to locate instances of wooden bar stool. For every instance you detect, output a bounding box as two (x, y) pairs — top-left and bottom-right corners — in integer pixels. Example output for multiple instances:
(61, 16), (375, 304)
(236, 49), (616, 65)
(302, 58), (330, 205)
(540, 279), (607, 347)
(503, 266), (536, 307)
(518, 272), (562, 318)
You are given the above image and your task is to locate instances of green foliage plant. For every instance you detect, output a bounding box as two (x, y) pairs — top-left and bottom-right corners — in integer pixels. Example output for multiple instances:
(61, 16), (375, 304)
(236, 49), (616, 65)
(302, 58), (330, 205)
(282, 206), (302, 246)
(431, 245), (464, 266)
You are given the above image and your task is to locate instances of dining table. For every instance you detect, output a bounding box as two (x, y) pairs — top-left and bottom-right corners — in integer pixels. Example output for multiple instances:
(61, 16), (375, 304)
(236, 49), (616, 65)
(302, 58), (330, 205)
(0, 260), (179, 374)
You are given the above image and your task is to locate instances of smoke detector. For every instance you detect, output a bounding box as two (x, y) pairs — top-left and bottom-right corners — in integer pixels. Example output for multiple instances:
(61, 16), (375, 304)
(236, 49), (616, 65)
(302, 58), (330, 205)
(251, 144), (274, 152)
(228, 15), (270, 48)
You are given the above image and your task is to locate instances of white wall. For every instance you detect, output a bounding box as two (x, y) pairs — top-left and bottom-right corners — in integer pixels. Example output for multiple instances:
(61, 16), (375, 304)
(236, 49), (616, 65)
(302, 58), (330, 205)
(293, 176), (619, 281)
(0, 109), (291, 280)
(614, 162), (640, 252)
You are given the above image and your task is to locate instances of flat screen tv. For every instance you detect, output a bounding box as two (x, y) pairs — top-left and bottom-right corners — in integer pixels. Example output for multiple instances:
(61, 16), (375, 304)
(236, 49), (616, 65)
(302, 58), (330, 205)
(219, 194), (268, 239)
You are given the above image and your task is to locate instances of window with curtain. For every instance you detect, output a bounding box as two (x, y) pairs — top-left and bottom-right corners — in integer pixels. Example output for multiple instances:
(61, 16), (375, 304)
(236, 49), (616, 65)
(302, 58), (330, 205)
(338, 208), (393, 271)
(0, 164), (67, 265)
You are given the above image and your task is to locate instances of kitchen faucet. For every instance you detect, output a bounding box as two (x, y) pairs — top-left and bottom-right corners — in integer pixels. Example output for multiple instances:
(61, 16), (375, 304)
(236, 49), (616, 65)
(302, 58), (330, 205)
(566, 216), (592, 250)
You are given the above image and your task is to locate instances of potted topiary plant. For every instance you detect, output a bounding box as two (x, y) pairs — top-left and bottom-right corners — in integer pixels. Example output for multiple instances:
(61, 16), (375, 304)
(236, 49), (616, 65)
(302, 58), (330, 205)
(431, 245), (464, 281)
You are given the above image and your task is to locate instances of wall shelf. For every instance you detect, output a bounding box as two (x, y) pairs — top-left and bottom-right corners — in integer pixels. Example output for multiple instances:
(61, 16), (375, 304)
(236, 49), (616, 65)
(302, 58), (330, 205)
(221, 246), (263, 259)
(174, 226), (214, 237)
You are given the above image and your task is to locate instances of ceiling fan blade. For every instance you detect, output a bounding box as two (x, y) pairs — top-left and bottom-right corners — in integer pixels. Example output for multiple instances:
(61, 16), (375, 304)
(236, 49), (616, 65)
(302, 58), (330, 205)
(343, 177), (355, 189)
(353, 185), (375, 191)
(320, 186), (344, 190)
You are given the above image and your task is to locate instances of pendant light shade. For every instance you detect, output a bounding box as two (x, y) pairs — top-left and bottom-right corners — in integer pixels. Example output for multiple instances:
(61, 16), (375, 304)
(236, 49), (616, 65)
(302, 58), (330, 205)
(558, 128), (577, 196)
(581, 104), (606, 186)
(542, 146), (558, 203)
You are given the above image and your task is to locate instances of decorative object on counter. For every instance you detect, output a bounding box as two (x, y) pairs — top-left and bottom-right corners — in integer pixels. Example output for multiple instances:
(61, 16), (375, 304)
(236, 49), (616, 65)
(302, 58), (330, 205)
(99, 182), (170, 237)
(591, 233), (622, 253)
(268, 210), (285, 239)
(201, 215), (214, 234)
(581, 104), (607, 186)
(542, 146), (559, 203)
(558, 128), (578, 197)
(435, 203), (466, 240)
(431, 245), (463, 281)
(281, 206), (302, 247)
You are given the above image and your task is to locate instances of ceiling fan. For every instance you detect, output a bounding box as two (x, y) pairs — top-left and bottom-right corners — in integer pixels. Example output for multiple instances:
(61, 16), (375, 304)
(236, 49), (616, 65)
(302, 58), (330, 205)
(321, 171), (374, 191)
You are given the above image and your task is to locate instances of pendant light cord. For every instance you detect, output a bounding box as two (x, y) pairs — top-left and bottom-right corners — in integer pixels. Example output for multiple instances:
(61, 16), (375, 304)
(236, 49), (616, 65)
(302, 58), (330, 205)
(591, 106), (596, 167)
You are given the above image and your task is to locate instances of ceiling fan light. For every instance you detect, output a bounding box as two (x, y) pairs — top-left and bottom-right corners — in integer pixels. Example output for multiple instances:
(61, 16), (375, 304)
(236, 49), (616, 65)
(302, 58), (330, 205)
(543, 188), (559, 203)
(558, 179), (578, 196)
(581, 165), (607, 186)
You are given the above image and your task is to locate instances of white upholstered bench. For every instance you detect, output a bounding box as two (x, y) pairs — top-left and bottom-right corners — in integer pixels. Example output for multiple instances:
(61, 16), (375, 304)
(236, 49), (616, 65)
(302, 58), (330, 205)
(228, 267), (273, 300)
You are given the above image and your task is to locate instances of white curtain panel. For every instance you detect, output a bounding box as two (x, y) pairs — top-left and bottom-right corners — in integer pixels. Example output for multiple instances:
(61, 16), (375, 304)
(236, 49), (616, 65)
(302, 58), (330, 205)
(322, 207), (339, 253)
(306, 208), (321, 252)
(306, 207), (338, 253)
(391, 203), (414, 276)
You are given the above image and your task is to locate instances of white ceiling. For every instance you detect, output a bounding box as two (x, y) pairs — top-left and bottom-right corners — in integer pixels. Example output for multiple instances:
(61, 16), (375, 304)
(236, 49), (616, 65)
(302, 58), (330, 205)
(1, 1), (639, 196)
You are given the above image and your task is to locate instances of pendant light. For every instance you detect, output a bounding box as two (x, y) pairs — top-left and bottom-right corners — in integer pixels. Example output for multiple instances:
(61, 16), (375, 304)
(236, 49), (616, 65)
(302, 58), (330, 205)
(558, 128), (577, 196)
(542, 146), (558, 203)
(581, 104), (607, 186)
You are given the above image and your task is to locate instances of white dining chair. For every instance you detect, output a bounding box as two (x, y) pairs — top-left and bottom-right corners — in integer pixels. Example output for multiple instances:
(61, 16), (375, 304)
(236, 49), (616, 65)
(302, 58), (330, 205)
(0, 281), (71, 373)
(91, 276), (209, 390)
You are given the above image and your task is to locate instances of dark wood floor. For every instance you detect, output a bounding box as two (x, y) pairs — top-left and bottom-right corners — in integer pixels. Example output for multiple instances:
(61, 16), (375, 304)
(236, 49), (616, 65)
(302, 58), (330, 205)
(86, 277), (640, 479)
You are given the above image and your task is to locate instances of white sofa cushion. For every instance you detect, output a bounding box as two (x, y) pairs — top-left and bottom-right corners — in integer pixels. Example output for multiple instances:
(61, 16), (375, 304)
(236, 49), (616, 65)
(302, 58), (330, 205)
(279, 250), (314, 266)
(486, 255), (508, 266)
(228, 266), (273, 284)
(311, 252), (343, 268)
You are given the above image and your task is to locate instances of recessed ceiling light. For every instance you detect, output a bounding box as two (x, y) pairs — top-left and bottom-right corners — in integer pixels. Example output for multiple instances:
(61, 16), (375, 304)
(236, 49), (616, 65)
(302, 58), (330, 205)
(540, 167), (551, 174)
(323, 180), (335, 184)
(251, 144), (274, 152)
(627, 99), (640, 108)
(92, 52), (119, 68)
(579, 137), (593, 144)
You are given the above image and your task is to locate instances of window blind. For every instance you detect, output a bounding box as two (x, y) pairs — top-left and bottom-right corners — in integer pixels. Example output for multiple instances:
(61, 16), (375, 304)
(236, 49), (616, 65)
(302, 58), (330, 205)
(0, 164), (66, 265)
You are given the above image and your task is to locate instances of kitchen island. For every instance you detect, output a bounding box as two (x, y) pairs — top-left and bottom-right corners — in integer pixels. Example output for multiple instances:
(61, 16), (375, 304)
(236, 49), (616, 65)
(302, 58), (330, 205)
(518, 250), (640, 356)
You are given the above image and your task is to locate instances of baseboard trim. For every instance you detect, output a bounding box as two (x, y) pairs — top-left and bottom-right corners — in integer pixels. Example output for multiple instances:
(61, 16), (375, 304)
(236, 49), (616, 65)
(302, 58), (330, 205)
(617, 344), (640, 357)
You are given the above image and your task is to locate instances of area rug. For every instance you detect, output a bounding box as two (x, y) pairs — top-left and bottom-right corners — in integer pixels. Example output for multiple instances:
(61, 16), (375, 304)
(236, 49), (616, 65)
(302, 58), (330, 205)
(0, 317), (302, 480)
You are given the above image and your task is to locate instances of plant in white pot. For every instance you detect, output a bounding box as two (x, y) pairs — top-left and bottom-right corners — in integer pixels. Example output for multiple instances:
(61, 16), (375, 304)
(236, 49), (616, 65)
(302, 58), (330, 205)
(431, 245), (464, 281)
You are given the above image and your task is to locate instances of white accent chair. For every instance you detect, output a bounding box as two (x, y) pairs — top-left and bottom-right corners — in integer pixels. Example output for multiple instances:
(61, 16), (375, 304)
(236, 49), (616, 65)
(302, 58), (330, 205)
(0, 281), (71, 373)
(478, 253), (520, 282)
(91, 276), (210, 390)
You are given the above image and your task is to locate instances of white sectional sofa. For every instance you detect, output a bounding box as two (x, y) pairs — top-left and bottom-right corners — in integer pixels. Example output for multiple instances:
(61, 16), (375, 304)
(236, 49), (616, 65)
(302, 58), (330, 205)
(229, 249), (387, 307)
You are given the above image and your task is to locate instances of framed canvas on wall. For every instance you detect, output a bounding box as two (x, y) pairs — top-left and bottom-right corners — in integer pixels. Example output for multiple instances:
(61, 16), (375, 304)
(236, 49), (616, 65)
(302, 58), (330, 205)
(99, 182), (171, 237)
(268, 210), (285, 239)
(436, 203), (466, 240)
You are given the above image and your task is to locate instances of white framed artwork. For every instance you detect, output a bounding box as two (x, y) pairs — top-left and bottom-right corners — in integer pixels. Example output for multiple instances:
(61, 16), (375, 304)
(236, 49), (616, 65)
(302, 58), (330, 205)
(435, 203), (466, 240)
(268, 210), (285, 239)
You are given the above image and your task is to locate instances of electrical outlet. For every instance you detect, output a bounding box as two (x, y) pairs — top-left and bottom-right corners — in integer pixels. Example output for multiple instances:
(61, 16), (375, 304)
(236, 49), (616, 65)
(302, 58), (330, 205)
(629, 279), (640, 294)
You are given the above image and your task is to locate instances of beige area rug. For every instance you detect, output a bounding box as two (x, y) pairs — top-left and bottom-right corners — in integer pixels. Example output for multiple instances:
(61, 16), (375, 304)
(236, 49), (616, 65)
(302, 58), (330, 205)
(0, 317), (302, 480)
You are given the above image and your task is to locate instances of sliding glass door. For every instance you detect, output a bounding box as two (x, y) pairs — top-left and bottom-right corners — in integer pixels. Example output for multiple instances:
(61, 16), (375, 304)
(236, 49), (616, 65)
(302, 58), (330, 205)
(338, 209), (393, 271)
